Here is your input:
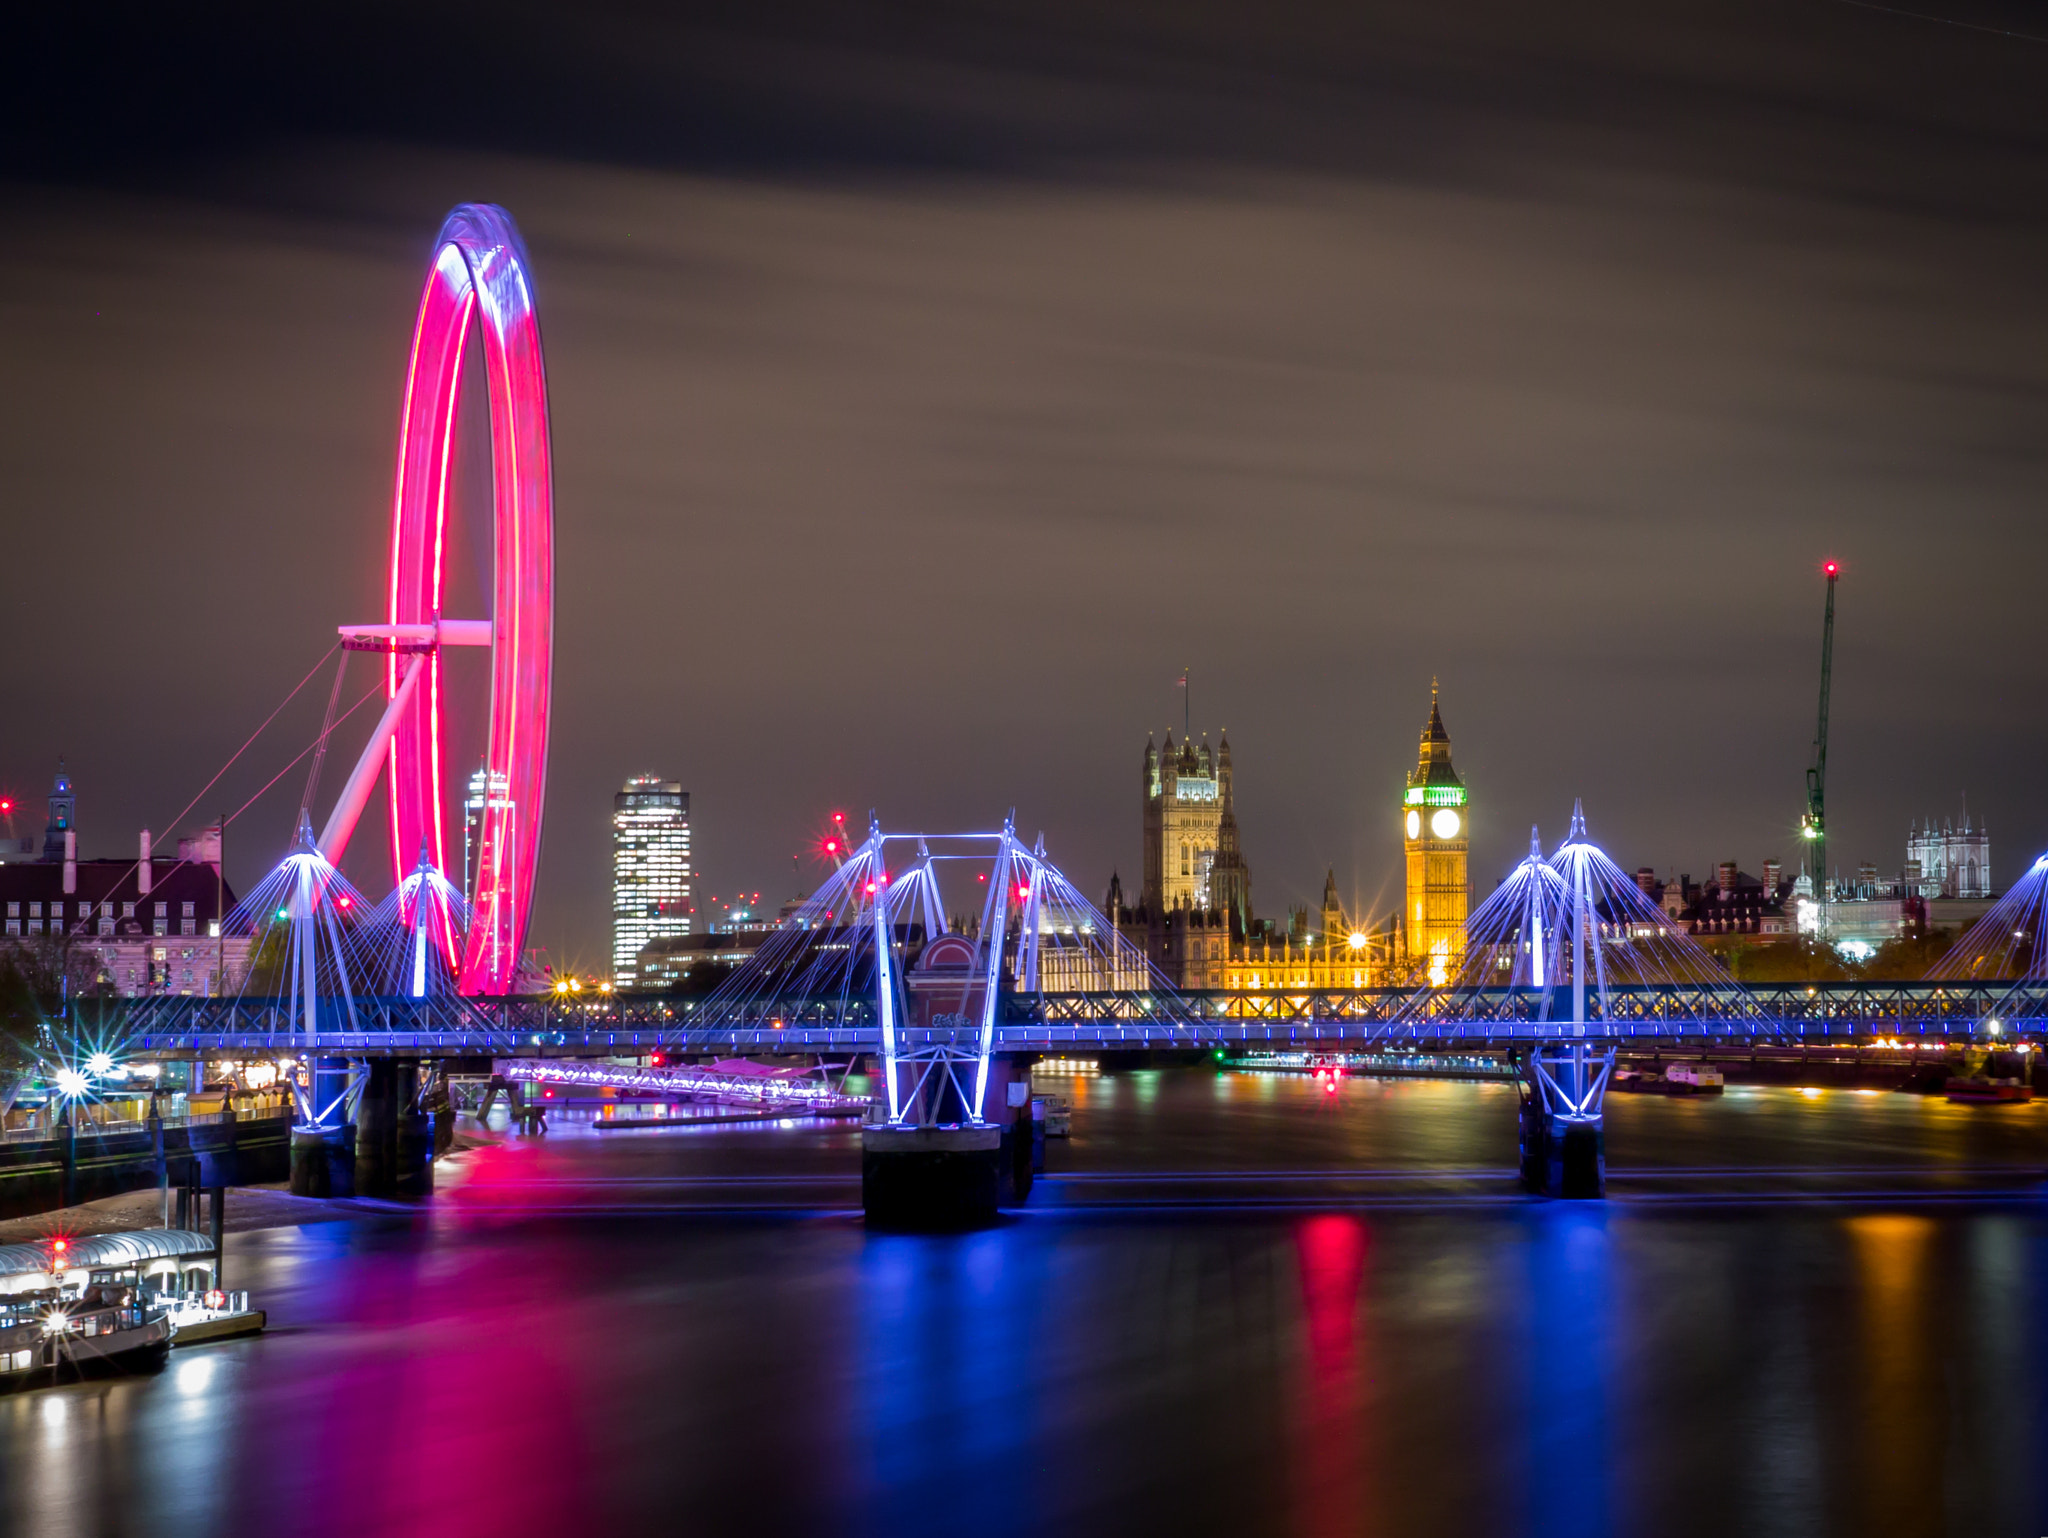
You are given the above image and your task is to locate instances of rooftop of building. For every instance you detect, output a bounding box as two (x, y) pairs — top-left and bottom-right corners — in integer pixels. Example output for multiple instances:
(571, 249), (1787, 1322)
(0, 859), (238, 921)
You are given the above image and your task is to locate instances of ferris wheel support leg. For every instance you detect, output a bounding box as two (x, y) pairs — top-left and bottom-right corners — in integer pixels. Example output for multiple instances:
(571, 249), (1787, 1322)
(317, 653), (427, 864)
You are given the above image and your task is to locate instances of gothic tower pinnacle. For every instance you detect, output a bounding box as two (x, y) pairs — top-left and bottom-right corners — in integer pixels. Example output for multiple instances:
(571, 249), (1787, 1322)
(1402, 686), (1469, 984)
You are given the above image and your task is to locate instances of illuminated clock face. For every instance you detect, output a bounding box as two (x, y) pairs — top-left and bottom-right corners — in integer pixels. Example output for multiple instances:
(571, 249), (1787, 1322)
(1431, 808), (1462, 840)
(1405, 810), (1422, 840)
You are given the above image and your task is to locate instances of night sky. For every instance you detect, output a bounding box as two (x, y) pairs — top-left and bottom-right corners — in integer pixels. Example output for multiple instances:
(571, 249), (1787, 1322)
(3, 2), (2045, 971)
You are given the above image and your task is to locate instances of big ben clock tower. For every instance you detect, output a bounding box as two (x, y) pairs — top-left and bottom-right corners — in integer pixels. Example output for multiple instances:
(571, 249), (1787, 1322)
(1402, 684), (1469, 984)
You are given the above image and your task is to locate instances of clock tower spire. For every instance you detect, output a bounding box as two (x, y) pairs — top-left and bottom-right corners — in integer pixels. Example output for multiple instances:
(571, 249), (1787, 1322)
(1402, 683), (1469, 984)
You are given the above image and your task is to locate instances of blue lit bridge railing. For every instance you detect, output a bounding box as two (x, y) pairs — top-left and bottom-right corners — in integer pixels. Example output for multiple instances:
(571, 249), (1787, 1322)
(110, 980), (2047, 1056)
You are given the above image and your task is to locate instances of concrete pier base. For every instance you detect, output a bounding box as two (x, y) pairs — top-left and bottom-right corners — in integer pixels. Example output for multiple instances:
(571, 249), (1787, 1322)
(395, 1111), (435, 1199)
(862, 1124), (1003, 1230)
(355, 1059), (399, 1197)
(290, 1124), (356, 1198)
(1519, 1098), (1605, 1199)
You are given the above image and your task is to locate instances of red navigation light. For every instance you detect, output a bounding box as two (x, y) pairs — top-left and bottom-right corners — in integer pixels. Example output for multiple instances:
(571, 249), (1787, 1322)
(650, 1053), (664, 1066)
(1325, 1076), (1339, 1094)
(0, 799), (11, 813)
(337, 896), (352, 909)
(832, 812), (845, 824)
(1823, 561), (1839, 576)
(865, 881), (877, 894)
(824, 839), (839, 855)
(1016, 883), (1031, 899)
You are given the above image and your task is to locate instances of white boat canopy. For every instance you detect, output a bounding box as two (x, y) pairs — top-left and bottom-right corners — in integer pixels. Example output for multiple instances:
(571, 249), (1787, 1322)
(0, 1228), (215, 1281)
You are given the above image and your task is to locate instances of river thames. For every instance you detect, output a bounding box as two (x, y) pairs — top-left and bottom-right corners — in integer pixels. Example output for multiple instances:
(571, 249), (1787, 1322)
(2, 1068), (2043, 1538)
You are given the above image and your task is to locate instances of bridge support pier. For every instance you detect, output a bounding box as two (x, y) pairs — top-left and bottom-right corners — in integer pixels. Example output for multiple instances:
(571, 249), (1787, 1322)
(862, 1124), (1003, 1230)
(394, 1060), (435, 1200)
(289, 1056), (356, 1198)
(1520, 1042), (1614, 1199)
(290, 1125), (355, 1198)
(355, 1059), (400, 1198)
(353, 1058), (435, 1200)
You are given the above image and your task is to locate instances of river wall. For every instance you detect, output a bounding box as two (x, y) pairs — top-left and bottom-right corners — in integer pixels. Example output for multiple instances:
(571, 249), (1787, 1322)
(0, 1111), (292, 1220)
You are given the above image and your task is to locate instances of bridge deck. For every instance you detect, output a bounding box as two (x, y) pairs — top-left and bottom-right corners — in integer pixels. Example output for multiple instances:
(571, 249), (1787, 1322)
(109, 981), (2045, 1056)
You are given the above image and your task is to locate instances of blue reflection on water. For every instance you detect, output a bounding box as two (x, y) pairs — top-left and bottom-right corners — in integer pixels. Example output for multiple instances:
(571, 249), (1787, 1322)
(860, 1227), (1046, 1531)
(1525, 1204), (1613, 1538)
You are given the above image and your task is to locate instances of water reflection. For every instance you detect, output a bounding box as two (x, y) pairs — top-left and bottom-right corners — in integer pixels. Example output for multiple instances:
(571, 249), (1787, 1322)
(1526, 1207), (1612, 1538)
(0, 1072), (2040, 1537)
(860, 1232), (1044, 1530)
(1290, 1215), (1372, 1537)
(1846, 1214), (1941, 1536)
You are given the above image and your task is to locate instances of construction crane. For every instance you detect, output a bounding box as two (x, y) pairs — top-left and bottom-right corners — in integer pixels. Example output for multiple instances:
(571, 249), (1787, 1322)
(1800, 561), (1840, 911)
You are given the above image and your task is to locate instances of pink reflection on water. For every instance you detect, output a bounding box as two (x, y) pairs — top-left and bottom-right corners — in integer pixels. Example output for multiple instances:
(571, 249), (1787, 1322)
(1291, 1213), (1376, 1538)
(290, 1239), (594, 1538)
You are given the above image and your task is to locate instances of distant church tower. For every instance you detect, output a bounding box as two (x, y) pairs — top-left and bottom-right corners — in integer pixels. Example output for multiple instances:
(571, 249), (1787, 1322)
(1143, 730), (1235, 911)
(40, 760), (75, 863)
(1402, 686), (1468, 983)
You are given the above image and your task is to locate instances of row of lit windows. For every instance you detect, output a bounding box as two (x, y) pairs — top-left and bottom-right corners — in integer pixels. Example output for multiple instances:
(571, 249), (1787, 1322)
(12, 917), (207, 935)
(1223, 971), (1373, 990)
(5, 919), (212, 939)
(6, 900), (197, 919)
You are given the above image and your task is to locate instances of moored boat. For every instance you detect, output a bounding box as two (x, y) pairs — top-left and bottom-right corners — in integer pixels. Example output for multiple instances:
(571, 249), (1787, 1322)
(0, 1290), (171, 1390)
(1945, 1076), (2034, 1104)
(165, 1291), (267, 1345)
(1663, 1062), (1725, 1094)
(1613, 1063), (1724, 1095)
(0, 1227), (263, 1390)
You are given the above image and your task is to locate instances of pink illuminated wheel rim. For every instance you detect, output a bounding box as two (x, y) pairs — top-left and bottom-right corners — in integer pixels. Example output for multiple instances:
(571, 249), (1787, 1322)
(386, 204), (553, 996)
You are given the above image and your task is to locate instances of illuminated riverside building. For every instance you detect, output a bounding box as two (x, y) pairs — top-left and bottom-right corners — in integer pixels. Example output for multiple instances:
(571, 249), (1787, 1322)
(1907, 812), (1990, 900)
(611, 777), (691, 987)
(1142, 731), (1244, 915)
(1402, 687), (1469, 985)
(461, 767), (512, 907)
(1221, 872), (1388, 991)
(1112, 730), (1395, 993)
(0, 767), (248, 995)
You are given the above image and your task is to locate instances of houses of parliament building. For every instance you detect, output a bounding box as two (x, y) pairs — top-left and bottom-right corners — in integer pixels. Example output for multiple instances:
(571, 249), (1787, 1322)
(1108, 691), (1471, 992)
